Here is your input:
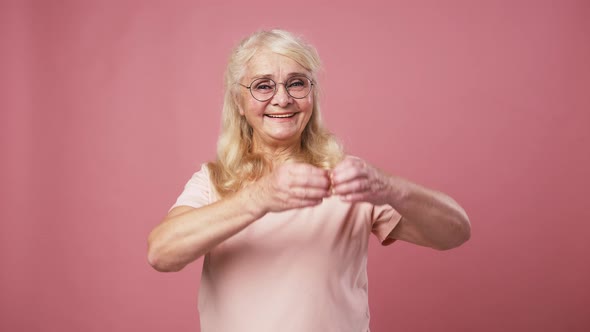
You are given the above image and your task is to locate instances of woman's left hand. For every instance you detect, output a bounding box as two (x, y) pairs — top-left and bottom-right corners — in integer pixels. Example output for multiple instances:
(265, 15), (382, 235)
(331, 156), (395, 205)
(332, 156), (471, 250)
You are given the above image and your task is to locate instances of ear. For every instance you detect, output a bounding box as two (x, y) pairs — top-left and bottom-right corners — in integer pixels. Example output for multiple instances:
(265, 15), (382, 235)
(234, 95), (245, 116)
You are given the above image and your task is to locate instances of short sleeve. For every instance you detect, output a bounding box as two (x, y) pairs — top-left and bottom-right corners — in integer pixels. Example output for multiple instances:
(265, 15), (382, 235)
(170, 164), (212, 210)
(371, 204), (403, 246)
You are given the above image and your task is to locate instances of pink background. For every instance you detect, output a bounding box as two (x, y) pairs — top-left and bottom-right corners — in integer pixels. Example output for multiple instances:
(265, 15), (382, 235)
(1, 0), (589, 331)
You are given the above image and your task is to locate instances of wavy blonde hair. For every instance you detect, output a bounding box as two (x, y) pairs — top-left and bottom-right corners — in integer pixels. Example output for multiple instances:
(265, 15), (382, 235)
(208, 29), (344, 197)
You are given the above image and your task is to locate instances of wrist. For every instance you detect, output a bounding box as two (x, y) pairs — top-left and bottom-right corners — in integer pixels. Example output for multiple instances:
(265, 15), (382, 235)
(385, 174), (409, 207)
(239, 183), (268, 220)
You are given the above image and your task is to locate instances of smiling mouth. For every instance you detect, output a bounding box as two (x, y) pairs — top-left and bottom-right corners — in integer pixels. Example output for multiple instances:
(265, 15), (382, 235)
(265, 113), (297, 118)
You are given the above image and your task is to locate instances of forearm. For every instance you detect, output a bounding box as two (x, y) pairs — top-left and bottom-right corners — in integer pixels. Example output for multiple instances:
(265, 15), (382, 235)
(147, 162), (333, 272)
(147, 187), (264, 272)
(385, 175), (471, 250)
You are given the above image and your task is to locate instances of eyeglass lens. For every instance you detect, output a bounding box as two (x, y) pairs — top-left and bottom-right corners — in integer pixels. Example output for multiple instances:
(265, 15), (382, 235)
(250, 76), (312, 101)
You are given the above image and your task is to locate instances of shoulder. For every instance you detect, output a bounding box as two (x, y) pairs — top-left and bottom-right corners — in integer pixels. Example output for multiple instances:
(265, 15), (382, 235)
(185, 163), (212, 186)
(170, 163), (215, 210)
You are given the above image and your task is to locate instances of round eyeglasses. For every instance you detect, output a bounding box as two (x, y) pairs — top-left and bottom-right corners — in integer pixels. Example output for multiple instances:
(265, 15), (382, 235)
(239, 76), (314, 102)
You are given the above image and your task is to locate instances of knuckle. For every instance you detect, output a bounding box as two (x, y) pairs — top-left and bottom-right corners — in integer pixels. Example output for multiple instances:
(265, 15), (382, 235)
(301, 176), (310, 186)
(356, 182), (364, 192)
(299, 188), (308, 199)
(359, 182), (367, 191)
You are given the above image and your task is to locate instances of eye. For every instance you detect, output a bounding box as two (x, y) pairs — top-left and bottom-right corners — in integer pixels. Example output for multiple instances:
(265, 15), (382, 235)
(252, 79), (275, 92)
(287, 77), (308, 89)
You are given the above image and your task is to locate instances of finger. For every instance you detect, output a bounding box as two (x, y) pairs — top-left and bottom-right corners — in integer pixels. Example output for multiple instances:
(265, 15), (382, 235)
(289, 174), (331, 189)
(332, 157), (368, 184)
(290, 187), (331, 199)
(332, 180), (370, 196)
(331, 166), (367, 185)
(332, 156), (357, 173)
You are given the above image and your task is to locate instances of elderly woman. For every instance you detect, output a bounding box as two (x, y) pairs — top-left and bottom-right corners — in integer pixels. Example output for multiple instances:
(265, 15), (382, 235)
(147, 29), (470, 331)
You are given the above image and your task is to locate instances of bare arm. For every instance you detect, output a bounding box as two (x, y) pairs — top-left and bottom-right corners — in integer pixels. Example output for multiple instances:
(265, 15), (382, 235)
(331, 156), (471, 250)
(147, 163), (331, 272)
(380, 176), (470, 250)
(147, 187), (262, 272)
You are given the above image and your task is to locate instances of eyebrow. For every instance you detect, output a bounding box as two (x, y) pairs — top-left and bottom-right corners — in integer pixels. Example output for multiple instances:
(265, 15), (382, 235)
(250, 72), (310, 80)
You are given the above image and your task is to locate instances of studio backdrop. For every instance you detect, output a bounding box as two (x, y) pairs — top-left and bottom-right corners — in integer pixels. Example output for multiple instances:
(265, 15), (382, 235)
(1, 1), (589, 331)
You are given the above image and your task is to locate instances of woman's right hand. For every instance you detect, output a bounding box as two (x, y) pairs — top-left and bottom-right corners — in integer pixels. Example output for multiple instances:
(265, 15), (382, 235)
(148, 163), (332, 272)
(247, 163), (332, 216)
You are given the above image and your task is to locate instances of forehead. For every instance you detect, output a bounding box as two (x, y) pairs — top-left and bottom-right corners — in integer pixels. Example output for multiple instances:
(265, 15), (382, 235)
(246, 51), (310, 80)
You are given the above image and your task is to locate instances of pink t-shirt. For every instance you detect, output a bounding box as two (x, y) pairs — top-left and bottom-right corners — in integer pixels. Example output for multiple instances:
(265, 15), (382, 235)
(172, 164), (402, 332)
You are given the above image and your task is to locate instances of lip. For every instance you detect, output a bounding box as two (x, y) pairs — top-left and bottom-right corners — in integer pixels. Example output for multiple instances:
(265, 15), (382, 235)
(264, 112), (299, 119)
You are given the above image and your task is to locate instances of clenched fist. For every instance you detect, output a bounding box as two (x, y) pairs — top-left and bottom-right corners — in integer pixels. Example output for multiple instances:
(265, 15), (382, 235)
(249, 162), (332, 215)
(331, 156), (392, 205)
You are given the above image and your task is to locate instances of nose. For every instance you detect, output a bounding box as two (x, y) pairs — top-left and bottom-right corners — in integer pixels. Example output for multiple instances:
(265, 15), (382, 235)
(271, 83), (293, 107)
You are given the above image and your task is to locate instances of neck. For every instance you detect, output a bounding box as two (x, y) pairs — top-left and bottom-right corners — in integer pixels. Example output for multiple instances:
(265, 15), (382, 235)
(251, 137), (303, 167)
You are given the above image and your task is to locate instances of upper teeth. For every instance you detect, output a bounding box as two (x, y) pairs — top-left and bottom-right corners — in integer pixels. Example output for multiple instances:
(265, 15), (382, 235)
(267, 113), (294, 118)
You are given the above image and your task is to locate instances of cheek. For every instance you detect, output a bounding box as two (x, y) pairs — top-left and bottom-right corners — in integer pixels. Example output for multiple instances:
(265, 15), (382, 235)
(237, 91), (260, 116)
(243, 102), (268, 120)
(301, 99), (314, 117)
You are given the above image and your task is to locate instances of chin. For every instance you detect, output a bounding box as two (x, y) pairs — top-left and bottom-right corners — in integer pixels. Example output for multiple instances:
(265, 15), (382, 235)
(266, 129), (299, 139)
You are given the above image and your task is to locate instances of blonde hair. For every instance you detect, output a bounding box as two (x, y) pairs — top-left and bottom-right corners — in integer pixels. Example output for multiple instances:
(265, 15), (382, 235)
(208, 29), (344, 197)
